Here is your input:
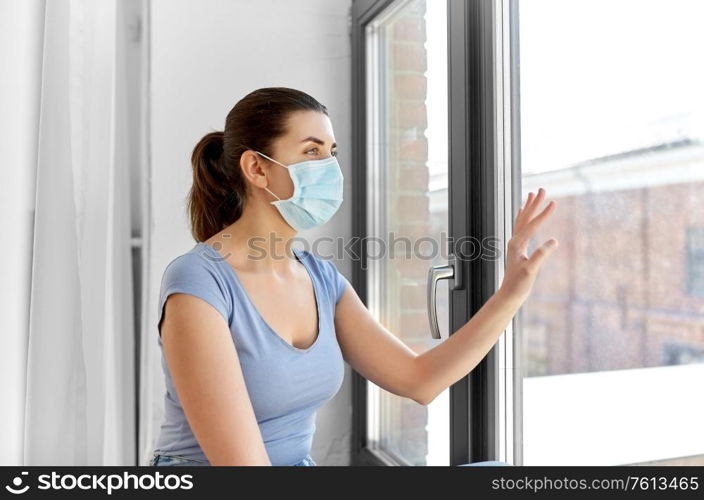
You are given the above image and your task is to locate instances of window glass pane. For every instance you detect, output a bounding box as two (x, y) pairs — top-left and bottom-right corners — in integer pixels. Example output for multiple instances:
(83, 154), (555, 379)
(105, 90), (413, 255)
(366, 0), (450, 466)
(517, 0), (704, 465)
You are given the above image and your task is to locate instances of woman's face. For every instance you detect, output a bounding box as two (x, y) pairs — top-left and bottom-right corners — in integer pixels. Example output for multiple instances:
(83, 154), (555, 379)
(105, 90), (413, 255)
(265, 110), (338, 200)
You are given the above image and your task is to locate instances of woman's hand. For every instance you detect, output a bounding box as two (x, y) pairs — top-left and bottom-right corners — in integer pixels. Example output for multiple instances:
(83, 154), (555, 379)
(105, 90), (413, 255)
(497, 187), (558, 305)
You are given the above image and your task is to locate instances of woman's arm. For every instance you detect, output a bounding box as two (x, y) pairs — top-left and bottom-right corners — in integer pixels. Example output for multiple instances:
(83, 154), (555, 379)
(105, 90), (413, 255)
(412, 287), (524, 405)
(161, 293), (271, 465)
(335, 187), (558, 406)
(333, 284), (425, 404)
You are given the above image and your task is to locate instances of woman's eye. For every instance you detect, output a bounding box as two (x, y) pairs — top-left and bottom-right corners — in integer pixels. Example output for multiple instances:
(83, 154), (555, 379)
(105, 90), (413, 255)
(306, 147), (337, 157)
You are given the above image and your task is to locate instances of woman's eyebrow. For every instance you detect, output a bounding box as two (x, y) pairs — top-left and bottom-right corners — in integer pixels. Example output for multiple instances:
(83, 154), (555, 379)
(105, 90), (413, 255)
(301, 136), (337, 148)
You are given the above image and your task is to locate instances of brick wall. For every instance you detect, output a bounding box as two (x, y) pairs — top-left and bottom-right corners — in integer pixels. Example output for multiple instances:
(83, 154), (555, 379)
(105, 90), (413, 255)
(382, 0), (431, 465)
(524, 181), (704, 376)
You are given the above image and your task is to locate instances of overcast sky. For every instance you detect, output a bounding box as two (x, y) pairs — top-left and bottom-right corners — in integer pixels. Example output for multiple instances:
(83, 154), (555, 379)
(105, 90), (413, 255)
(519, 0), (704, 174)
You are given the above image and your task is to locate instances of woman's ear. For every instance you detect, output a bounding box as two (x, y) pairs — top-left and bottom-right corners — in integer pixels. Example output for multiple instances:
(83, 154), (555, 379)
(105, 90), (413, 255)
(240, 150), (269, 189)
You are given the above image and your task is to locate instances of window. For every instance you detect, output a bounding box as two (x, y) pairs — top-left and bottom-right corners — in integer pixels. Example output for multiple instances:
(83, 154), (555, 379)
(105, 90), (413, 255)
(515, 0), (704, 466)
(686, 227), (704, 298)
(364, 0), (451, 466)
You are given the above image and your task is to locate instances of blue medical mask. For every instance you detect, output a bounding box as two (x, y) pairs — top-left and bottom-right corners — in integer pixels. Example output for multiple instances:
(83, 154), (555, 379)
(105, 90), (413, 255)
(255, 151), (344, 231)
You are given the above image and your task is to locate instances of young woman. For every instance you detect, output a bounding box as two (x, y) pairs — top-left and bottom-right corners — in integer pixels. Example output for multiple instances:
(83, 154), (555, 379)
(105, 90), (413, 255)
(149, 87), (558, 467)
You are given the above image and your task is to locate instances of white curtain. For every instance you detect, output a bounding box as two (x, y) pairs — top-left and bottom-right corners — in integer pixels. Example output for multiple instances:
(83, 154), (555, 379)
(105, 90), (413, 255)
(24, 0), (135, 465)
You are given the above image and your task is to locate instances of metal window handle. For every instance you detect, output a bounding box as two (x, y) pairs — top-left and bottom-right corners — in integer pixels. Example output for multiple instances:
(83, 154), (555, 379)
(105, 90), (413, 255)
(427, 254), (462, 340)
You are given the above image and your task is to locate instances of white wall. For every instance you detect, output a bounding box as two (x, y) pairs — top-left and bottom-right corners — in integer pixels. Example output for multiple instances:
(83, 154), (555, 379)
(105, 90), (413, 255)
(147, 0), (353, 465)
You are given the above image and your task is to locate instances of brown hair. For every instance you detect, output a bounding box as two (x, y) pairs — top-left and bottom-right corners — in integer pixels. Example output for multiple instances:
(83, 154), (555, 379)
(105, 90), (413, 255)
(187, 87), (329, 242)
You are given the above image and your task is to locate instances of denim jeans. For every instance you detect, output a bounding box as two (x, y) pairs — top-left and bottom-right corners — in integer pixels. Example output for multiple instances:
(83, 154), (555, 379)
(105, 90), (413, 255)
(459, 460), (513, 466)
(149, 452), (316, 466)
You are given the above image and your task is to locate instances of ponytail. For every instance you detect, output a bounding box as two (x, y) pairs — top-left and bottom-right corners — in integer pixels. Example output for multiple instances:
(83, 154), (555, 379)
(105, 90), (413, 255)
(188, 130), (245, 242)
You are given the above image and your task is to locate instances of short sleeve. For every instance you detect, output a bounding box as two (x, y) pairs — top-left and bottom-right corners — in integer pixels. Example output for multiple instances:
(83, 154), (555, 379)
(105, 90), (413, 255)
(157, 253), (231, 337)
(324, 258), (350, 304)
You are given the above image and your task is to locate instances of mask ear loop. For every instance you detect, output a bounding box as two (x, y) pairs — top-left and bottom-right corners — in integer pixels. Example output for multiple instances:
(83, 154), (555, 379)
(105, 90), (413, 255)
(255, 151), (288, 168)
(264, 186), (282, 202)
(255, 151), (287, 202)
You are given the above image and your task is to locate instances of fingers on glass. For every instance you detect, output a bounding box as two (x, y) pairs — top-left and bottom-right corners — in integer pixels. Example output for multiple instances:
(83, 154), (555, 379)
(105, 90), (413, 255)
(526, 188), (550, 218)
(515, 207), (524, 230)
(524, 191), (535, 211)
(526, 187), (545, 216)
(525, 200), (556, 234)
(526, 237), (558, 272)
(517, 188), (553, 241)
(521, 188), (541, 223)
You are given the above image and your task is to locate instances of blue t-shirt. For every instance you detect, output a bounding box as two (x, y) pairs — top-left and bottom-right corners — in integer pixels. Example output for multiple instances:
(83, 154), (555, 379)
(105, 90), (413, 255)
(153, 242), (348, 465)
